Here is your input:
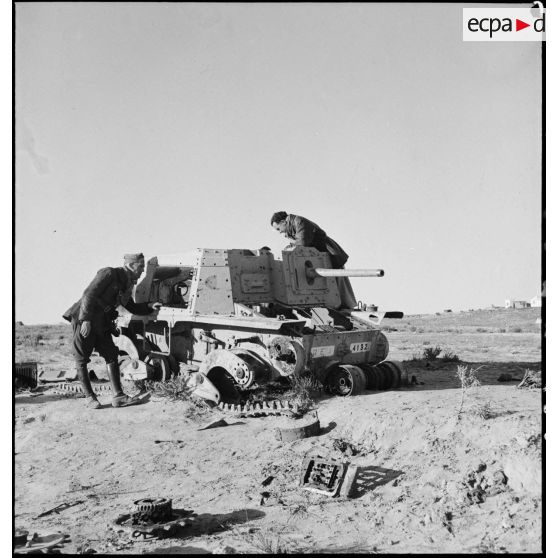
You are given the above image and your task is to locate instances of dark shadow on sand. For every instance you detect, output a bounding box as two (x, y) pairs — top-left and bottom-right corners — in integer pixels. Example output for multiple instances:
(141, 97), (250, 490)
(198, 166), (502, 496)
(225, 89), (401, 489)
(173, 508), (265, 539)
(351, 465), (404, 498)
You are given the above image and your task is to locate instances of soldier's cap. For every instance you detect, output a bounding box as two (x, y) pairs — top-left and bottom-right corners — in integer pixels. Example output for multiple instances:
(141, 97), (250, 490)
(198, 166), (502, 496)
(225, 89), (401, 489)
(123, 252), (144, 264)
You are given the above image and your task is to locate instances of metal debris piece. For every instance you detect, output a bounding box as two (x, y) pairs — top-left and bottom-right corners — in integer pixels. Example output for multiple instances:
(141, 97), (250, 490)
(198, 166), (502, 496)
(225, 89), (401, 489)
(299, 454), (358, 497)
(15, 362), (39, 389)
(261, 476), (274, 487)
(218, 399), (299, 418)
(274, 416), (321, 442)
(14, 532), (68, 554)
(48, 382), (113, 396)
(35, 500), (84, 518)
(197, 418), (229, 431)
(14, 529), (29, 545)
(113, 498), (197, 540)
(133, 498), (173, 524)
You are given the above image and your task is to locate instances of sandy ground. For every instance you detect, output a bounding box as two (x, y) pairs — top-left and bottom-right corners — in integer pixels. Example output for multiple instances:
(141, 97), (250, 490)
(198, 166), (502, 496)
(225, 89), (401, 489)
(14, 359), (542, 554)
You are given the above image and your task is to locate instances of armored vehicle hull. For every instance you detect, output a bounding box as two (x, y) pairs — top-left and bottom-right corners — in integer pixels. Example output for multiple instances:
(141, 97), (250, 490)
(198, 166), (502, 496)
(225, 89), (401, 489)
(114, 247), (405, 402)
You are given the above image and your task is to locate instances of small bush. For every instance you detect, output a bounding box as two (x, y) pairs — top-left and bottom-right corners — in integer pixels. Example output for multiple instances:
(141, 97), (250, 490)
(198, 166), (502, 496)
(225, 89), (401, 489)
(248, 531), (289, 554)
(472, 401), (496, 420)
(146, 375), (192, 401)
(441, 350), (460, 362)
(423, 346), (442, 361)
(456, 365), (482, 419)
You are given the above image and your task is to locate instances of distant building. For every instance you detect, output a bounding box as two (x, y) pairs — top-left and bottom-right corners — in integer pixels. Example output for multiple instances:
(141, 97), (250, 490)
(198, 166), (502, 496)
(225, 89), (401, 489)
(505, 299), (531, 309)
(530, 296), (542, 307)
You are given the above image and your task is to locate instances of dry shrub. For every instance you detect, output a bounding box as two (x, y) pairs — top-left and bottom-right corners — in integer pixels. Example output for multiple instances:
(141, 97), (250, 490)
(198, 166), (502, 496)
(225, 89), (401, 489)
(281, 373), (322, 414)
(517, 369), (542, 389)
(471, 400), (497, 420)
(441, 350), (460, 362)
(456, 364), (482, 419)
(247, 530), (289, 554)
(145, 375), (193, 401)
(423, 346), (442, 361)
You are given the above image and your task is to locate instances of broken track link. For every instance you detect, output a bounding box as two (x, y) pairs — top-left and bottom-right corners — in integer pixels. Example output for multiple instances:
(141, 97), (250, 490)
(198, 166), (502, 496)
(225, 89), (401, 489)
(217, 399), (300, 417)
(46, 382), (113, 397)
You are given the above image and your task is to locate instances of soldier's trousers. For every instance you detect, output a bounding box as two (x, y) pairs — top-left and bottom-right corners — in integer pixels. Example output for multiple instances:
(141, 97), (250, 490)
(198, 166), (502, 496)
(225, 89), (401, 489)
(70, 318), (119, 366)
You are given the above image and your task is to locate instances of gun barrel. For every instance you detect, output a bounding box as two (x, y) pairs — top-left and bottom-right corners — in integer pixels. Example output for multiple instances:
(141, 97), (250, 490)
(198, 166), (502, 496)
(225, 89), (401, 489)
(312, 268), (384, 278)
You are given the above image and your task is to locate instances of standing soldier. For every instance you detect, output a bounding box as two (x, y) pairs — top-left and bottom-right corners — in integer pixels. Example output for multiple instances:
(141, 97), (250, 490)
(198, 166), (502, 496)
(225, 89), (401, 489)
(63, 253), (161, 409)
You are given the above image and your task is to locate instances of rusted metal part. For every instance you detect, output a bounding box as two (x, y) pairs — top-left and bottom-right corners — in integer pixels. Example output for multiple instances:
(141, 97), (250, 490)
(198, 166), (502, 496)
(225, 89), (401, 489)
(47, 382), (113, 396)
(113, 498), (196, 540)
(299, 454), (351, 497)
(274, 415), (321, 441)
(200, 349), (270, 388)
(144, 353), (172, 382)
(217, 398), (299, 417)
(358, 360), (409, 391)
(132, 498), (173, 523)
(14, 532), (68, 554)
(120, 358), (152, 381)
(15, 362), (39, 389)
(325, 364), (366, 396)
(191, 372), (223, 406)
(35, 500), (85, 519)
(267, 337), (305, 377)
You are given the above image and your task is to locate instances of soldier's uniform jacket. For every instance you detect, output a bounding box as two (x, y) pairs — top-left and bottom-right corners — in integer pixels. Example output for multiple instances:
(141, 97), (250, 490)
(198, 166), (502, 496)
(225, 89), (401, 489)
(63, 267), (152, 331)
(285, 214), (349, 269)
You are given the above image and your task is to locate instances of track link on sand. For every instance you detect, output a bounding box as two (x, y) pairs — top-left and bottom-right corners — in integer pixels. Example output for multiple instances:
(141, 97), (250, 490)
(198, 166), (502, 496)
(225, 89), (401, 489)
(218, 399), (301, 417)
(46, 382), (113, 397)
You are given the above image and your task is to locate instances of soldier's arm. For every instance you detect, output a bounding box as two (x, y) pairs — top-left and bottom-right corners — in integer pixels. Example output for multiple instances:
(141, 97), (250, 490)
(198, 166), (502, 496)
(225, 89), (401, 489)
(123, 299), (154, 316)
(78, 268), (114, 321)
(292, 217), (314, 246)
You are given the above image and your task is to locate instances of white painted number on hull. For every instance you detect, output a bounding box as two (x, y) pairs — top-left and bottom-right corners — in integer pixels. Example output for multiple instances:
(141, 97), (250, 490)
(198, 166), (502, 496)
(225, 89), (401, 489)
(350, 342), (371, 353)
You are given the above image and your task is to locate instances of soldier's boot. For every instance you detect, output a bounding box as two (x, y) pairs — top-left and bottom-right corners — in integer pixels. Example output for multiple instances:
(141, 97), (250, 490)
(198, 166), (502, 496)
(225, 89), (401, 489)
(107, 362), (140, 407)
(76, 363), (101, 409)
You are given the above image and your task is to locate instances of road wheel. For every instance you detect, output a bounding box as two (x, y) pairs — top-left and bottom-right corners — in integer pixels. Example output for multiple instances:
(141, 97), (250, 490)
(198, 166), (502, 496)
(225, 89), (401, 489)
(325, 364), (367, 396)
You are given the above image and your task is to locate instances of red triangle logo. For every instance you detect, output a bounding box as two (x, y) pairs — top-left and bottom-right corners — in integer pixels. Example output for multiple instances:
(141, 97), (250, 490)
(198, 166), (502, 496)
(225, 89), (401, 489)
(516, 19), (530, 31)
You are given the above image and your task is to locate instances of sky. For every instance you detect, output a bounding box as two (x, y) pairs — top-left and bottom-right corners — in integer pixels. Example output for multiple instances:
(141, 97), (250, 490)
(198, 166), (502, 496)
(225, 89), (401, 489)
(15, 2), (542, 324)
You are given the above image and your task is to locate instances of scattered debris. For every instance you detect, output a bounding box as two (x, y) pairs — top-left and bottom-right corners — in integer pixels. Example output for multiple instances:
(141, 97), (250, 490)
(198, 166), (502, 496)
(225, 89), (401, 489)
(332, 438), (362, 456)
(442, 511), (454, 535)
(218, 399), (300, 418)
(113, 498), (196, 540)
(15, 362), (39, 389)
(274, 413), (320, 442)
(463, 466), (508, 505)
(198, 418), (230, 431)
(35, 500), (84, 519)
(14, 531), (68, 554)
(299, 453), (358, 498)
(48, 382), (113, 396)
(38, 368), (78, 383)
